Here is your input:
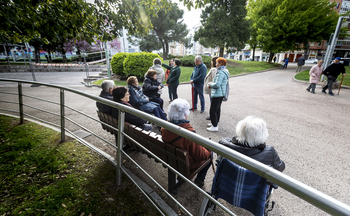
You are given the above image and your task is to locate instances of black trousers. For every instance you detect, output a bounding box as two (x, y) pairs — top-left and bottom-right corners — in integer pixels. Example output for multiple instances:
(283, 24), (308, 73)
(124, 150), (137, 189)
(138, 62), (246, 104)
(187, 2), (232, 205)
(210, 97), (224, 127)
(168, 85), (178, 100)
(323, 75), (337, 93)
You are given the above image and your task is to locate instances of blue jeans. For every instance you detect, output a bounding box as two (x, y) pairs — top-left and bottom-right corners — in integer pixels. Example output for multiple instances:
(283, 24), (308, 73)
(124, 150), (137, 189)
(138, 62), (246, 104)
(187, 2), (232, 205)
(151, 97), (164, 110)
(193, 83), (205, 111)
(152, 106), (167, 121)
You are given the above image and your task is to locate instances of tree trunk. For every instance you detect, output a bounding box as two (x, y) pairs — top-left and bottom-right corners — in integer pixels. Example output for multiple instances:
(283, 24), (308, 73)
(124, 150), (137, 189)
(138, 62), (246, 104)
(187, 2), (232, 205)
(252, 46), (256, 61)
(165, 43), (169, 60)
(304, 42), (310, 59)
(162, 42), (166, 60)
(35, 48), (41, 63)
(77, 50), (82, 63)
(219, 47), (224, 57)
(61, 47), (67, 63)
(268, 52), (274, 63)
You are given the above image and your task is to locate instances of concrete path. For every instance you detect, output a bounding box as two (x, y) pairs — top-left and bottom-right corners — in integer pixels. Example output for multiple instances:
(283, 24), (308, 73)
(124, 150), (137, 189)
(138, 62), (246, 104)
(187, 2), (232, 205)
(1, 63), (349, 215)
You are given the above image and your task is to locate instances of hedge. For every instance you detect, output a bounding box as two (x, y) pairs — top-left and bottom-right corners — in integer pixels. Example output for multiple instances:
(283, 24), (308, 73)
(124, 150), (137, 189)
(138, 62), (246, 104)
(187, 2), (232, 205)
(123, 52), (163, 81)
(179, 55), (211, 68)
(111, 52), (130, 76)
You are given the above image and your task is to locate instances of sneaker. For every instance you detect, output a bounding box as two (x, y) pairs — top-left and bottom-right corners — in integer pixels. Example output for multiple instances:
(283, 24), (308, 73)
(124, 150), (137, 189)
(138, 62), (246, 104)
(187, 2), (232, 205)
(206, 116), (210, 120)
(322, 90), (327, 94)
(194, 178), (204, 188)
(311, 91), (316, 94)
(207, 126), (218, 132)
(189, 108), (197, 111)
(200, 110), (204, 113)
(329, 92), (334, 96)
(207, 123), (212, 127)
(306, 88), (310, 92)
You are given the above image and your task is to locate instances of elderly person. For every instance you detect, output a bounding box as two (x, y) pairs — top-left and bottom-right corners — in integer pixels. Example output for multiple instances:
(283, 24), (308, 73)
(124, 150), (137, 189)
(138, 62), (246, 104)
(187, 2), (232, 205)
(112, 87), (152, 131)
(127, 76), (167, 121)
(306, 60), (324, 94)
(165, 58), (174, 103)
(143, 69), (164, 109)
(160, 98), (212, 188)
(146, 58), (165, 95)
(204, 56), (218, 120)
(207, 57), (229, 132)
(162, 59), (181, 100)
(219, 116), (285, 172)
(190, 56), (208, 113)
(296, 55), (305, 73)
(322, 57), (346, 96)
(96, 80), (115, 114)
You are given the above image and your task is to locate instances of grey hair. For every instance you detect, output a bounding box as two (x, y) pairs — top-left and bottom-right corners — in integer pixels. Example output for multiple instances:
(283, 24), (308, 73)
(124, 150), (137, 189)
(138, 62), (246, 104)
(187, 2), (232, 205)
(235, 116), (269, 147)
(101, 80), (115, 92)
(195, 55), (202, 63)
(167, 98), (190, 121)
(153, 58), (162, 65)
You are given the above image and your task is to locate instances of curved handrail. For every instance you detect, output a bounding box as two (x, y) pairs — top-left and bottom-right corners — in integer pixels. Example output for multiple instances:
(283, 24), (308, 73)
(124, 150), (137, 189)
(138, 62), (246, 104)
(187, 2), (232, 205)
(1, 78), (350, 215)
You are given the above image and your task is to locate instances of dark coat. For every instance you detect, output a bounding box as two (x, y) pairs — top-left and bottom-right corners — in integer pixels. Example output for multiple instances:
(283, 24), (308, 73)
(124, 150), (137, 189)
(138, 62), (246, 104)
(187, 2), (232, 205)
(111, 101), (146, 128)
(142, 75), (163, 100)
(219, 137), (285, 172)
(128, 84), (157, 113)
(96, 91), (113, 114)
(323, 63), (346, 78)
(191, 62), (207, 84)
(162, 63), (181, 86)
(297, 57), (305, 66)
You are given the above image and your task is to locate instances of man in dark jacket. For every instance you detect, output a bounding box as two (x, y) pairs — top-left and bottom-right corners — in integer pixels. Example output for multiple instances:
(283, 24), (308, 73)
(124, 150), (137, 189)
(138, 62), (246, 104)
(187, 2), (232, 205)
(190, 56), (207, 113)
(96, 80), (115, 114)
(296, 55), (305, 73)
(322, 57), (346, 96)
(219, 116), (285, 172)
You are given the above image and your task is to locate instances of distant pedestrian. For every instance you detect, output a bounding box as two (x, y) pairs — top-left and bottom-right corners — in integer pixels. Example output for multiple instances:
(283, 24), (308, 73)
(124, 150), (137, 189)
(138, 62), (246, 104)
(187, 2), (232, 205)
(165, 58), (174, 103)
(283, 57), (289, 69)
(322, 57), (346, 96)
(190, 56), (207, 113)
(306, 60), (323, 94)
(162, 59), (181, 100)
(296, 55), (305, 73)
(204, 56), (218, 120)
(207, 57), (229, 132)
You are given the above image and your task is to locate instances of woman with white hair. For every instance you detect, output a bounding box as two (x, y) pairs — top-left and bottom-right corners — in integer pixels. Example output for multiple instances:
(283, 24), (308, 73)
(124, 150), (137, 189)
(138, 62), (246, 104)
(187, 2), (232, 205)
(218, 116), (285, 172)
(160, 98), (212, 188)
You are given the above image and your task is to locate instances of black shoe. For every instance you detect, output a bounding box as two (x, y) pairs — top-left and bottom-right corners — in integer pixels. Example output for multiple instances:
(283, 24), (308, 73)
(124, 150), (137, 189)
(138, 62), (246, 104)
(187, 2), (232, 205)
(189, 108), (197, 111)
(329, 92), (334, 96)
(194, 178), (204, 188)
(322, 90), (327, 94)
(306, 88), (310, 92)
(311, 91), (316, 94)
(200, 110), (204, 113)
(206, 116), (210, 120)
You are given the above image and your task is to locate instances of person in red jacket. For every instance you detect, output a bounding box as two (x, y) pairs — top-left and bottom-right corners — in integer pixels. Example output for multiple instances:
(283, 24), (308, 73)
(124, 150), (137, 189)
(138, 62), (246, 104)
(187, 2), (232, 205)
(160, 98), (212, 188)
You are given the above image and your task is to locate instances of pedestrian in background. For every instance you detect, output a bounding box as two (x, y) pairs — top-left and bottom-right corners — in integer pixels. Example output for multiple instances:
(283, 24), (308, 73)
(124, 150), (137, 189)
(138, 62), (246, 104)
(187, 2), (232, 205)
(306, 60), (324, 94)
(165, 58), (174, 103)
(163, 59), (181, 100)
(207, 57), (229, 132)
(204, 56), (218, 120)
(190, 56), (207, 113)
(296, 55), (305, 73)
(322, 57), (346, 96)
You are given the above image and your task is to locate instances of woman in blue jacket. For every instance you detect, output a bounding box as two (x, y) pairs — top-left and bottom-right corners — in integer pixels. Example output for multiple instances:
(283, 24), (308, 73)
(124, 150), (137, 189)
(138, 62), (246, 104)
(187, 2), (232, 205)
(127, 76), (167, 121)
(207, 57), (229, 132)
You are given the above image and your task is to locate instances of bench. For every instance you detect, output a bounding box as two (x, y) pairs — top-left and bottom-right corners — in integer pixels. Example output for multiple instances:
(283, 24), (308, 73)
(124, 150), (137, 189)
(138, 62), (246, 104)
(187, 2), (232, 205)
(97, 110), (212, 193)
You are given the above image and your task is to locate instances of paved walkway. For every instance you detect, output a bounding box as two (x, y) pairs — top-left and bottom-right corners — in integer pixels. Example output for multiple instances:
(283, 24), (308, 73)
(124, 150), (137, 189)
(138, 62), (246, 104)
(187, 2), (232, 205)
(1, 63), (349, 215)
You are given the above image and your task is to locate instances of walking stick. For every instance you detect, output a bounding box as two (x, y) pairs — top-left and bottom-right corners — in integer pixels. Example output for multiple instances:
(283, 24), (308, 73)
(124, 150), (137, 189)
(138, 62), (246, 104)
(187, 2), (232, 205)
(191, 85), (194, 111)
(337, 75), (344, 95)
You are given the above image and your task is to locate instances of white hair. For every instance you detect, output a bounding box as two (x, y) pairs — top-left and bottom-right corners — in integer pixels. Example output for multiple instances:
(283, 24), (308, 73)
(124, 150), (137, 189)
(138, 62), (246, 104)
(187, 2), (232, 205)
(195, 55), (202, 63)
(101, 80), (115, 92)
(167, 98), (190, 121)
(235, 116), (269, 147)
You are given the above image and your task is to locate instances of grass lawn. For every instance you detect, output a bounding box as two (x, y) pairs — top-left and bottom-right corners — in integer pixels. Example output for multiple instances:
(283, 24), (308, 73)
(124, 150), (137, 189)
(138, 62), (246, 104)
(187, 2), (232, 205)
(93, 59), (280, 86)
(295, 67), (350, 86)
(0, 115), (160, 216)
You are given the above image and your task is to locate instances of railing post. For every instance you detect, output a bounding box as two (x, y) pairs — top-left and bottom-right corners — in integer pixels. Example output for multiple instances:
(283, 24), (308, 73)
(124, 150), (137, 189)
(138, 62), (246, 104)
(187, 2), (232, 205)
(116, 110), (125, 187)
(60, 89), (65, 142)
(18, 82), (23, 124)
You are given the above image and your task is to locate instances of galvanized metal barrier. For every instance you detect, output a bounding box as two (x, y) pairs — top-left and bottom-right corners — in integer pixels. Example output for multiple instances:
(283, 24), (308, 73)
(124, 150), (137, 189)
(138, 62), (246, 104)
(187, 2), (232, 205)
(1, 78), (350, 216)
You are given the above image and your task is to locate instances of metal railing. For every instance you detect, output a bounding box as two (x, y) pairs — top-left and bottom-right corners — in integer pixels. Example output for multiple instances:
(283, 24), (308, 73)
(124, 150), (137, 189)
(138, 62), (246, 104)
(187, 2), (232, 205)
(1, 78), (350, 216)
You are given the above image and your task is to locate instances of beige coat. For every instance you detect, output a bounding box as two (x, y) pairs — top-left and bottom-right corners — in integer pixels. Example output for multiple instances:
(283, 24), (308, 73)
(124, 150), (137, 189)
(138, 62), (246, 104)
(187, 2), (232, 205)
(204, 68), (217, 94)
(309, 65), (323, 84)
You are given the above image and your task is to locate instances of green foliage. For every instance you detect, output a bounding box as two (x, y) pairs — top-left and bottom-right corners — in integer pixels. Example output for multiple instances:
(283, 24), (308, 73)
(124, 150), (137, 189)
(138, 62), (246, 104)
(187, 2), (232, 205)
(129, 2), (189, 59)
(247, 0), (338, 54)
(179, 55), (211, 68)
(111, 52), (130, 76)
(123, 52), (163, 80)
(194, 0), (250, 57)
(0, 115), (161, 215)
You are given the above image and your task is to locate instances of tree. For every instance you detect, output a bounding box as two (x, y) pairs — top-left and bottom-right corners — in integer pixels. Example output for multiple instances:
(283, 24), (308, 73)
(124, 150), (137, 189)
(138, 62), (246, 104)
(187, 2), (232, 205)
(247, 0), (339, 62)
(129, 2), (189, 59)
(193, 0), (250, 57)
